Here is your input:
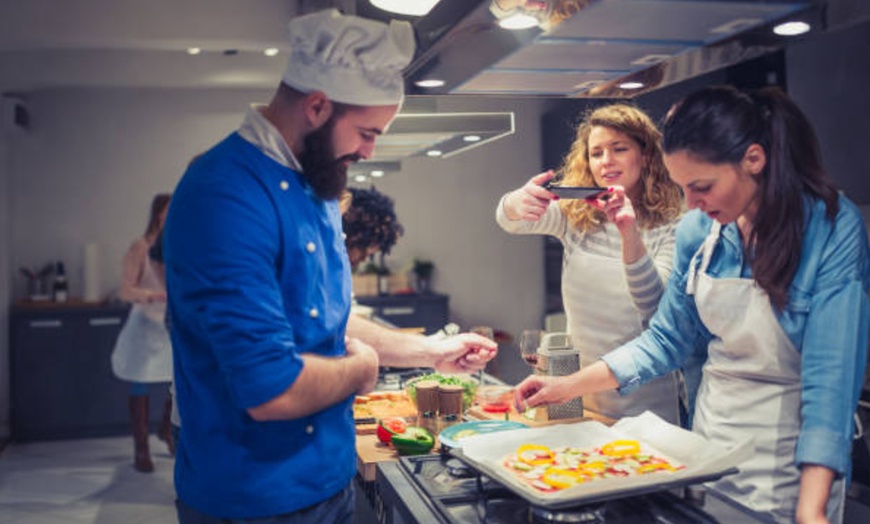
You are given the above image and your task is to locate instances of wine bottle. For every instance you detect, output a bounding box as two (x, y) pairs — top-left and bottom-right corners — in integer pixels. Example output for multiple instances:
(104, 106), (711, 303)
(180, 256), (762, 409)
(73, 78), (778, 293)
(53, 261), (68, 303)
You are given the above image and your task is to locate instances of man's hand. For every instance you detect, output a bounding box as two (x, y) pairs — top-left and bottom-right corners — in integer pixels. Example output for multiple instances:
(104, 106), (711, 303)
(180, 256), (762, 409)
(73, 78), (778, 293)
(345, 337), (380, 395)
(429, 333), (498, 374)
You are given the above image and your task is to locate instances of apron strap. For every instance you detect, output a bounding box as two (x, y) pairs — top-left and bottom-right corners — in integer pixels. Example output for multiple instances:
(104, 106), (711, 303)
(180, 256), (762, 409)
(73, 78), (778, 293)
(686, 221), (722, 296)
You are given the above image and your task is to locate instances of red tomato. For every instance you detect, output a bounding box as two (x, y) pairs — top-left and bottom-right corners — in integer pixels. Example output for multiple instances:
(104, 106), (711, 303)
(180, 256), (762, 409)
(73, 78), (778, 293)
(377, 418), (408, 444)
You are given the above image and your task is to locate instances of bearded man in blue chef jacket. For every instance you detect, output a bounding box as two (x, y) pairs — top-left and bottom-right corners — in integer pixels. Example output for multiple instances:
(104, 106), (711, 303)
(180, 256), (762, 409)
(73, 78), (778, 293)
(163, 9), (497, 523)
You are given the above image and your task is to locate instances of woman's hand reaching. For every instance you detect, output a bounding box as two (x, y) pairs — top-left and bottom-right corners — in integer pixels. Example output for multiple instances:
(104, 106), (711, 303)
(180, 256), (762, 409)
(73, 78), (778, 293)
(585, 185), (637, 231)
(503, 170), (558, 222)
(513, 374), (577, 412)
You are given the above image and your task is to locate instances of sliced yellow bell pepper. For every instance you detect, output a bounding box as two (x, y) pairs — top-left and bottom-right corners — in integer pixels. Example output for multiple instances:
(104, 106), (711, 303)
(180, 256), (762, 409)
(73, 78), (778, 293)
(638, 462), (676, 473)
(600, 439), (640, 457)
(516, 444), (554, 466)
(542, 467), (584, 489)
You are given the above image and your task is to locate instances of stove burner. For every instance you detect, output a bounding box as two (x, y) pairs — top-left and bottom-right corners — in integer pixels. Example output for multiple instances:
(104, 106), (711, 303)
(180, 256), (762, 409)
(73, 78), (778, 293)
(531, 503), (606, 523)
(445, 458), (475, 479)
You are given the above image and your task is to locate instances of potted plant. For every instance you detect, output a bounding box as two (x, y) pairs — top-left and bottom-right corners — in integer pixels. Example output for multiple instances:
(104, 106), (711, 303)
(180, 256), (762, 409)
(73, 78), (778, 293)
(412, 259), (435, 294)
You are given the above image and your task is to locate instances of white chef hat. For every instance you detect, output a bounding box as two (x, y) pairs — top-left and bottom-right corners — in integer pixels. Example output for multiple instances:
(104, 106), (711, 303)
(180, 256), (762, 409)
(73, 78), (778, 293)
(282, 9), (415, 106)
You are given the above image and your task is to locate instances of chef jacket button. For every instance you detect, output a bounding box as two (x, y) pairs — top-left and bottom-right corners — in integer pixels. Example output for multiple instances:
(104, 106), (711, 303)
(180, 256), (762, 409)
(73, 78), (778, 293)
(309, 307), (319, 318)
(280, 180), (289, 191)
(305, 424), (314, 435)
(341, 233), (347, 240)
(306, 242), (316, 253)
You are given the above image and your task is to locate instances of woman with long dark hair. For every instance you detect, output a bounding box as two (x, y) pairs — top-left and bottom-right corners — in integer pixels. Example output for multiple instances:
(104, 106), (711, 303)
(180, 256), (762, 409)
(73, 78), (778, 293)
(515, 86), (870, 523)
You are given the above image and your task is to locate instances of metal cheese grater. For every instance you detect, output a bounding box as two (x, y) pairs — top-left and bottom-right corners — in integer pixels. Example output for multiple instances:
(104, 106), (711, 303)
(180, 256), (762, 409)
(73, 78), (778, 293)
(535, 332), (584, 419)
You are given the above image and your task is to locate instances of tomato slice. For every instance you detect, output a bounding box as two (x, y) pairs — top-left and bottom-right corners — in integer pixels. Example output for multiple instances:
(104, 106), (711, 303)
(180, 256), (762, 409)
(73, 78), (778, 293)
(376, 417), (408, 444)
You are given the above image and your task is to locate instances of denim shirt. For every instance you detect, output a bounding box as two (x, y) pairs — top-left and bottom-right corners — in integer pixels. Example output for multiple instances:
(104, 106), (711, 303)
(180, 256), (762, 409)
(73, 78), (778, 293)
(603, 195), (870, 476)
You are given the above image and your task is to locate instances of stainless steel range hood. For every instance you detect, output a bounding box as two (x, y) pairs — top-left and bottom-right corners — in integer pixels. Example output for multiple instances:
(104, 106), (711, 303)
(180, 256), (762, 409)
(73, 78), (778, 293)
(347, 96), (515, 182)
(395, 0), (825, 98)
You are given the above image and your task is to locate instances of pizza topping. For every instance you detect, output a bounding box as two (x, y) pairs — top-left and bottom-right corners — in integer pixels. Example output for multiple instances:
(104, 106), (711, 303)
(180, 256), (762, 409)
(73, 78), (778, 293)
(502, 439), (683, 492)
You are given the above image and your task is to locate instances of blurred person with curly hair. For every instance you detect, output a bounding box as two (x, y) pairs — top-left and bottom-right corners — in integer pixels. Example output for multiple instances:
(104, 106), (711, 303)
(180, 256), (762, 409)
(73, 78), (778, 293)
(340, 186), (404, 270)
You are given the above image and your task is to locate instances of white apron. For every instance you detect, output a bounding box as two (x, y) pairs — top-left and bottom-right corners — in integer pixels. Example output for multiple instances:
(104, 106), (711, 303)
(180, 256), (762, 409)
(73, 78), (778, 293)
(687, 222), (845, 523)
(111, 259), (173, 383)
(568, 248), (681, 425)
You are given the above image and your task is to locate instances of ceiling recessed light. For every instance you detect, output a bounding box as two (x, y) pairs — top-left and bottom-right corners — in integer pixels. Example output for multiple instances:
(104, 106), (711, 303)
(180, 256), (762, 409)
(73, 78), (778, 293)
(463, 135), (482, 142)
(618, 81), (644, 90)
(371, 170), (385, 178)
(426, 150), (443, 157)
(263, 48), (280, 57)
(187, 47), (202, 55)
(415, 78), (446, 88)
(370, 0), (441, 17)
(354, 174), (367, 182)
(498, 13), (540, 30)
(773, 21), (810, 36)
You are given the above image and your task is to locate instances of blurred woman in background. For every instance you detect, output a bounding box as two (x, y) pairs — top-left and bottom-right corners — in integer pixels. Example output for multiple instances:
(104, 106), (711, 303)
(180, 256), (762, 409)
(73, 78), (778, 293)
(111, 193), (173, 473)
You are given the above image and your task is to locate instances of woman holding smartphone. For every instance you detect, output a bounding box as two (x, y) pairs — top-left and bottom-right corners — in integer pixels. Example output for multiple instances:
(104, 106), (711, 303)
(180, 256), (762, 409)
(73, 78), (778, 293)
(515, 86), (870, 523)
(497, 103), (687, 425)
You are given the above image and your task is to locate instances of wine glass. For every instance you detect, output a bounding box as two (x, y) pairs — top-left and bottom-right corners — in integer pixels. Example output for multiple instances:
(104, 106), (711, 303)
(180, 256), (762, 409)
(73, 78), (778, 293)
(470, 326), (495, 385)
(518, 329), (544, 369)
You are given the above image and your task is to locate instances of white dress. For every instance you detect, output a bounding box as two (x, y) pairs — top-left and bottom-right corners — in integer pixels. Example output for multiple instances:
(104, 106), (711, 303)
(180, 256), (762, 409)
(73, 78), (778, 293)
(111, 239), (172, 383)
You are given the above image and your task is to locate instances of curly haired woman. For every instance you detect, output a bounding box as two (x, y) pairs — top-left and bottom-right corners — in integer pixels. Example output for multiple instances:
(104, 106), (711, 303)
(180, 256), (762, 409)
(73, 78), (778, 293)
(497, 103), (687, 425)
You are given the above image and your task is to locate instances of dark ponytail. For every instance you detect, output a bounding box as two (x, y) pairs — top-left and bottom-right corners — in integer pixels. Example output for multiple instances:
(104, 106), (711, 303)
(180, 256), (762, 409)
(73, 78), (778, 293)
(662, 85), (838, 309)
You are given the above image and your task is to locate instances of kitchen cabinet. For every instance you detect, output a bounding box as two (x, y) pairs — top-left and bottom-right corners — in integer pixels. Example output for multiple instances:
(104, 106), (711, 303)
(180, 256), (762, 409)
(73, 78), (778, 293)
(10, 302), (169, 442)
(355, 293), (449, 335)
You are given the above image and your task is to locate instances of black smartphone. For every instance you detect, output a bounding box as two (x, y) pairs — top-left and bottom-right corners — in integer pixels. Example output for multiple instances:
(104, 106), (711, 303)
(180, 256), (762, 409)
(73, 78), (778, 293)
(545, 185), (608, 200)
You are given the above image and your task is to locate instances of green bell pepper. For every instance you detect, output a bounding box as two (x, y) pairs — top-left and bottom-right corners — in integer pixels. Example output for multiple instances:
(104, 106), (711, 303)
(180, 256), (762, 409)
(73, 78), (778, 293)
(391, 426), (435, 456)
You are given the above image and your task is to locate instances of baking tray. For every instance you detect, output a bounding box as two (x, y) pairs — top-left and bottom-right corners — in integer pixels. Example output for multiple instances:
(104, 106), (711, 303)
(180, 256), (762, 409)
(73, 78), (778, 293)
(449, 411), (750, 510)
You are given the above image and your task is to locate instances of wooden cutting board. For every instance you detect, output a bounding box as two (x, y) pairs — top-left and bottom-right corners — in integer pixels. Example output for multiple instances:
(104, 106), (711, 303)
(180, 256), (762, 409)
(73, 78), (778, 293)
(353, 390), (417, 435)
(465, 405), (602, 427)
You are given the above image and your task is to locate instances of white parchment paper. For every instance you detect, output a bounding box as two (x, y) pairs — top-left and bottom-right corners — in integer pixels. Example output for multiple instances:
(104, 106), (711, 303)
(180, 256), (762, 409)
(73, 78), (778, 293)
(458, 411), (753, 508)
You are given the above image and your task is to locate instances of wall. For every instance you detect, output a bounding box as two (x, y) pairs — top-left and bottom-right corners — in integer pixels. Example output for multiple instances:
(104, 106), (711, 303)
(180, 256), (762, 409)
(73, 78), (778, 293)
(370, 96), (548, 383)
(787, 18), (870, 204)
(0, 121), (10, 438)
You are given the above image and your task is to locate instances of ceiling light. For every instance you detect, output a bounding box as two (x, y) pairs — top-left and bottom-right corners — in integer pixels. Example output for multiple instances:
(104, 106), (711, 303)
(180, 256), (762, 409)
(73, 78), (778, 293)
(415, 78), (446, 88)
(371, 170), (385, 178)
(354, 174), (367, 183)
(426, 150), (443, 157)
(370, 0), (441, 17)
(498, 13), (540, 30)
(186, 47), (202, 55)
(773, 21), (810, 36)
(618, 81), (644, 90)
(263, 48), (280, 57)
(463, 135), (481, 142)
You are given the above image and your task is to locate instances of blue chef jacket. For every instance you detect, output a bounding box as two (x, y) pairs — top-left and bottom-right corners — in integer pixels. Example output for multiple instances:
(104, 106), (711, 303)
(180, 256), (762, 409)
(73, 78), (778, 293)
(164, 132), (354, 519)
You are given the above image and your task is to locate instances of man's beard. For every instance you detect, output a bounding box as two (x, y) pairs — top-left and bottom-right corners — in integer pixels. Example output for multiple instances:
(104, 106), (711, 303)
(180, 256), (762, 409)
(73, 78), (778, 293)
(298, 117), (360, 201)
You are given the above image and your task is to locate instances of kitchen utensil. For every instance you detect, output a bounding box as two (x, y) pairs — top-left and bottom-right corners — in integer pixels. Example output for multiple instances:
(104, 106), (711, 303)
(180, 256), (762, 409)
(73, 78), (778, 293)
(536, 332), (583, 420)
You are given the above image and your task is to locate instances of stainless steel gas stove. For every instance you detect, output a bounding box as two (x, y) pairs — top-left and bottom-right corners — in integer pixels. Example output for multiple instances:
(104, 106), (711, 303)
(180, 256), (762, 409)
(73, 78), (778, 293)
(374, 453), (767, 524)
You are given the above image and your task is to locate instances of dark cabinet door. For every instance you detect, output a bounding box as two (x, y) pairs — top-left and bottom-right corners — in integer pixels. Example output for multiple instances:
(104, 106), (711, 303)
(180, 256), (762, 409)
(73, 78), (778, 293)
(11, 315), (80, 439)
(76, 313), (131, 433)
